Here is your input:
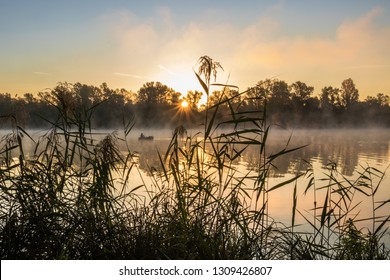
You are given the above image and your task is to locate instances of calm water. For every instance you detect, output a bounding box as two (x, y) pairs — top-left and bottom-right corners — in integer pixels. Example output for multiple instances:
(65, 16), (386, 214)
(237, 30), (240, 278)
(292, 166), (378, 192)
(127, 128), (390, 245)
(118, 128), (390, 175)
(2, 128), (390, 243)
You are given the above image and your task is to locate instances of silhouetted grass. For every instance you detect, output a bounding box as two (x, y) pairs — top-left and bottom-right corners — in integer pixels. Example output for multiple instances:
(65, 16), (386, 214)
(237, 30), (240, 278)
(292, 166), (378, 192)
(0, 57), (389, 259)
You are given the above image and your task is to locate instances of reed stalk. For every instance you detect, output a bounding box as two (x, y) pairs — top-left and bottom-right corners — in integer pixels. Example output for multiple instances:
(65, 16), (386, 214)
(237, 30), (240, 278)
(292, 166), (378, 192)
(0, 57), (389, 259)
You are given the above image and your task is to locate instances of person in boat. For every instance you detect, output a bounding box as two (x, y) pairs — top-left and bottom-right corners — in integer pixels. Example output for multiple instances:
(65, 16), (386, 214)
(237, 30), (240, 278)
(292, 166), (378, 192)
(139, 133), (153, 140)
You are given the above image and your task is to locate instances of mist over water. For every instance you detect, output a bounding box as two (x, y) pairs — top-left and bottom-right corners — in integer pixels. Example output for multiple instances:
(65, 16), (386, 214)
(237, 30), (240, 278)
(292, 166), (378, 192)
(121, 128), (390, 175)
(2, 127), (389, 246)
(2, 127), (388, 177)
(126, 128), (390, 243)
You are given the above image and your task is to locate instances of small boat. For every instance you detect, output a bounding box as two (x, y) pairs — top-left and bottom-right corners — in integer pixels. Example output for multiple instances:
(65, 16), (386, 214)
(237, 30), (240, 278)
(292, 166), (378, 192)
(139, 133), (154, 141)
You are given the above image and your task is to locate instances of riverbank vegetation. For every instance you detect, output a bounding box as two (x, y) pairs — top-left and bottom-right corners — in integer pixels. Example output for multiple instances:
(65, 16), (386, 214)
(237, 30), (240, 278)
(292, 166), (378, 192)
(0, 56), (389, 259)
(1, 67), (389, 129)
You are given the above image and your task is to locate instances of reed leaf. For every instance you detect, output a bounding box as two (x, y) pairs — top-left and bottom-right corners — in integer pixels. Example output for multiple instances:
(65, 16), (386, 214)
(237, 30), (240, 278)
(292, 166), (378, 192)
(267, 173), (303, 192)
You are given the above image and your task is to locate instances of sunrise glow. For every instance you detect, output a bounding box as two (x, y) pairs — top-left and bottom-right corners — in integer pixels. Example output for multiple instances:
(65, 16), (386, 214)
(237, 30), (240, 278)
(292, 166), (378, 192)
(181, 100), (189, 108)
(1, 1), (389, 98)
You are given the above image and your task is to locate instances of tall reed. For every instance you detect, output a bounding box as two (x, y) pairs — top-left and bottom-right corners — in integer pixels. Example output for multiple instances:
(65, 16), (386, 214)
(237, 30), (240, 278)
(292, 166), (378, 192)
(0, 57), (389, 259)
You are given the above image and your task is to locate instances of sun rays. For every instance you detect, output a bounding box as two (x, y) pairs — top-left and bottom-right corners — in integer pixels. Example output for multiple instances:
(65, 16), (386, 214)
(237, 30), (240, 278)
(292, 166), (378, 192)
(181, 100), (189, 108)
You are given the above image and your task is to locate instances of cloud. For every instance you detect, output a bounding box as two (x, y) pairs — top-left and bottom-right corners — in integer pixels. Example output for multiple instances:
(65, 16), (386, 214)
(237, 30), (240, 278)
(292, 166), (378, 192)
(230, 6), (390, 92)
(346, 64), (390, 69)
(113, 72), (150, 80)
(33, 71), (50, 75)
(103, 10), (160, 59)
(102, 6), (390, 94)
(335, 7), (390, 65)
(158, 64), (178, 76)
(236, 7), (390, 67)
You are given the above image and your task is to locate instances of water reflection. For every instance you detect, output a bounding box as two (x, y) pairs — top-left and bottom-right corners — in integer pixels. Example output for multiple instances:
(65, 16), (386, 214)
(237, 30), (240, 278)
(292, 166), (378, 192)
(129, 138), (171, 174)
(1, 128), (388, 177)
(1, 128), (389, 246)
(124, 129), (390, 245)
(130, 129), (390, 177)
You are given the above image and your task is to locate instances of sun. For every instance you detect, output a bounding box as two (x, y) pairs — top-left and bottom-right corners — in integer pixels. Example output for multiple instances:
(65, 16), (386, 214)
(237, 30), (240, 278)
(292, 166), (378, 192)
(181, 100), (189, 108)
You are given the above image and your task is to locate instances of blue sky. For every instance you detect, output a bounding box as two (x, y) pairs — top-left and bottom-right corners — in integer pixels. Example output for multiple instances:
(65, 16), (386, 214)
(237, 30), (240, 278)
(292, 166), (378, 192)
(1, 0), (390, 97)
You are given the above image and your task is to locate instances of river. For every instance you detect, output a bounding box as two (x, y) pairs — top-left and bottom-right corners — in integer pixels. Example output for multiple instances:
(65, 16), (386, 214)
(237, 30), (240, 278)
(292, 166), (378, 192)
(126, 128), (390, 246)
(1, 127), (390, 246)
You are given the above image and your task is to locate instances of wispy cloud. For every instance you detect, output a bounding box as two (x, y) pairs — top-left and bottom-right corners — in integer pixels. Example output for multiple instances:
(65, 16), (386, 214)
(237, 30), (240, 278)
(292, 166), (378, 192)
(33, 71), (50, 75)
(158, 64), (178, 76)
(113, 72), (149, 80)
(346, 64), (390, 69)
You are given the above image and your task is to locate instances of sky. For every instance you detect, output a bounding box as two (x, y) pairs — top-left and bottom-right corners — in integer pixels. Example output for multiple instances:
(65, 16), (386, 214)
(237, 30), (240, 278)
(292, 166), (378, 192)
(1, 0), (390, 99)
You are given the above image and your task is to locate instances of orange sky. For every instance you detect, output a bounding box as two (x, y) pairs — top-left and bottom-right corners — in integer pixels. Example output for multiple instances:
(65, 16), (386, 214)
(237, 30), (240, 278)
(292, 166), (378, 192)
(1, 1), (390, 99)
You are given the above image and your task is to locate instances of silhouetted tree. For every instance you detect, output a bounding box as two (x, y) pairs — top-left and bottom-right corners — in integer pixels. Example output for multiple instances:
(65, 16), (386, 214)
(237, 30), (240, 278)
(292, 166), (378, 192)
(73, 83), (104, 107)
(135, 82), (182, 127)
(0, 93), (30, 127)
(23, 93), (37, 104)
(340, 78), (359, 110)
(208, 90), (225, 106)
(289, 81), (313, 105)
(185, 90), (203, 109)
(288, 81), (314, 125)
(362, 93), (390, 127)
(1, 75), (389, 129)
(262, 79), (291, 126)
(137, 81), (179, 105)
(319, 86), (342, 127)
(269, 80), (290, 104)
(38, 82), (81, 125)
(36, 82), (135, 128)
(365, 93), (390, 107)
(320, 86), (341, 109)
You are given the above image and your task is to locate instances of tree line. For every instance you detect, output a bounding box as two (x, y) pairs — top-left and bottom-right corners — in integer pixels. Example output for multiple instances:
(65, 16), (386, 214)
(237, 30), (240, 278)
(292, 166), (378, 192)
(0, 78), (389, 129)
